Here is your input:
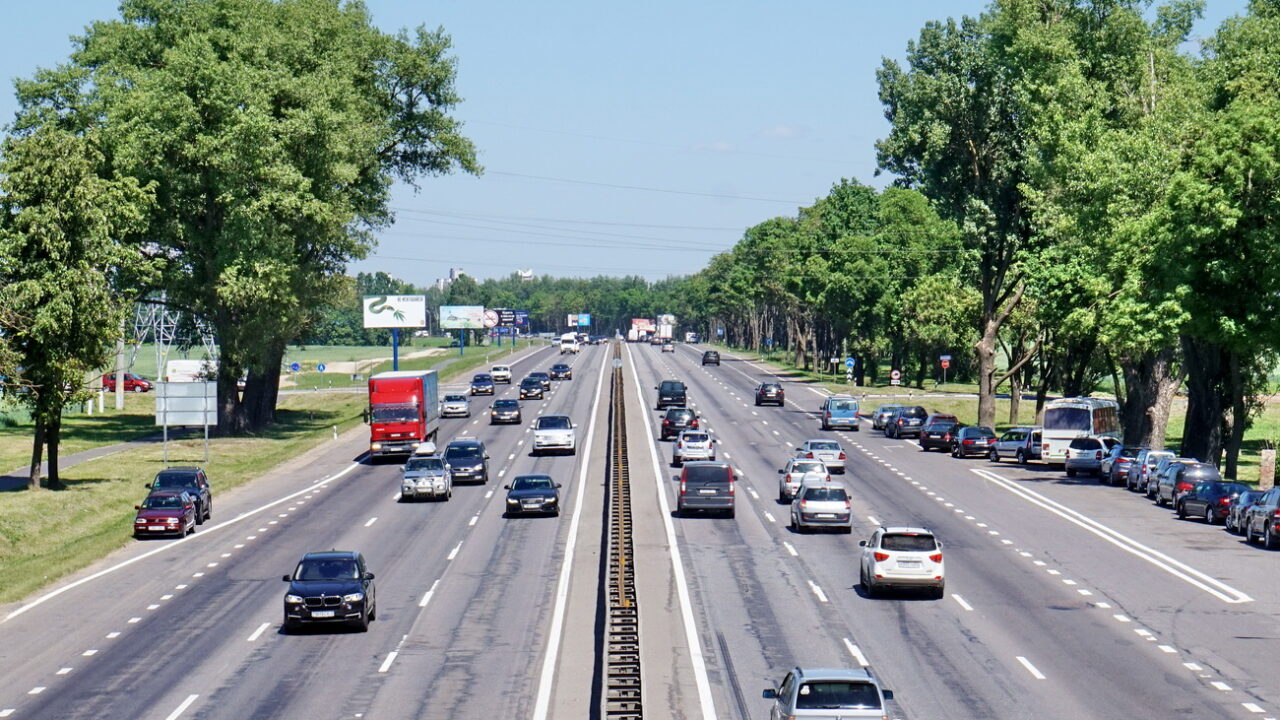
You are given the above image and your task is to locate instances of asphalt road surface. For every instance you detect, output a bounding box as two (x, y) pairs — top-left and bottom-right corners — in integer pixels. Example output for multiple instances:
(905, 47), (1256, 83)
(0, 340), (1275, 720)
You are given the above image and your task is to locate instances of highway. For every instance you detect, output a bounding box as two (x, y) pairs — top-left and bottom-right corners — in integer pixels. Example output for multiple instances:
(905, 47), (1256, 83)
(0, 340), (1275, 719)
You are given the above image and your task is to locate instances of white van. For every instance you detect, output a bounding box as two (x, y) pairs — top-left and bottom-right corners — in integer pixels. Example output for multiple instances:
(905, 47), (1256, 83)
(559, 334), (579, 354)
(164, 359), (218, 383)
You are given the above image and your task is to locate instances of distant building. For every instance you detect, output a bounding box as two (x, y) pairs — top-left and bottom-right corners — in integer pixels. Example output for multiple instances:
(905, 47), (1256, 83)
(435, 268), (467, 292)
(517, 269), (534, 281)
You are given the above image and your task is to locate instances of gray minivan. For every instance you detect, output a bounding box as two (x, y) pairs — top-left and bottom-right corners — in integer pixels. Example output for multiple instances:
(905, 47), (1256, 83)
(675, 461), (735, 518)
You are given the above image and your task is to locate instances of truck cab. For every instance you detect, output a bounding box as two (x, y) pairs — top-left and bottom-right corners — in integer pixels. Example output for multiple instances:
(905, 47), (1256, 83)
(368, 370), (440, 459)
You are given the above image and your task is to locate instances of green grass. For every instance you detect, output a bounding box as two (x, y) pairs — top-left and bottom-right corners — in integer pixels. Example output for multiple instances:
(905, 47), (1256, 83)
(0, 393), (159, 474)
(0, 392), (367, 604)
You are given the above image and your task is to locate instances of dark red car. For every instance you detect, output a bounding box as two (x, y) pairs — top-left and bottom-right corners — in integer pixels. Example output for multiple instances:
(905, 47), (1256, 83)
(103, 373), (153, 393)
(133, 491), (198, 538)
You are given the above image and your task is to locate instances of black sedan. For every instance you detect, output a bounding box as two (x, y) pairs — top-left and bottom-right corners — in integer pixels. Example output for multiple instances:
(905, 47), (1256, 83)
(950, 426), (996, 458)
(919, 421), (960, 452)
(754, 382), (784, 406)
(504, 474), (562, 516)
(519, 377), (545, 399)
(530, 372), (552, 390)
(549, 363), (573, 380)
(660, 407), (699, 440)
(282, 551), (377, 632)
(1225, 489), (1265, 534)
(1176, 481), (1250, 524)
(470, 373), (496, 395)
(490, 399), (522, 424)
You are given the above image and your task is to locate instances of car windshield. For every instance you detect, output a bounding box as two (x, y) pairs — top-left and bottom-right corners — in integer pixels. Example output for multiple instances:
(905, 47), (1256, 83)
(492, 367), (509, 372)
(494, 400), (519, 409)
(829, 400), (857, 412)
(1204, 482), (1246, 496)
(902, 407), (927, 418)
(142, 495), (185, 509)
(761, 384), (780, 391)
(681, 433), (709, 443)
(803, 487), (848, 502)
(512, 476), (554, 491)
(877, 405), (902, 414)
(795, 681), (881, 710)
(153, 472), (198, 488)
(295, 558), (359, 581)
(553, 365), (569, 371)
(371, 403), (418, 422)
(1238, 491), (1264, 504)
(445, 446), (482, 461)
(660, 381), (683, 392)
(1069, 438), (1101, 449)
(809, 441), (840, 451)
(965, 427), (996, 438)
(667, 410), (693, 421)
(531, 373), (549, 380)
(522, 379), (540, 386)
(1045, 407), (1091, 431)
(791, 461), (826, 474)
(684, 465), (730, 484)
(443, 395), (467, 403)
(881, 533), (937, 552)
(405, 457), (444, 472)
(472, 375), (492, 382)
(538, 416), (571, 430)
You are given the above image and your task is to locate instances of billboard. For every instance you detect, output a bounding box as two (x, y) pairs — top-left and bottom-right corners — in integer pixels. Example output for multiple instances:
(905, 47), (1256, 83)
(439, 305), (487, 330)
(577, 313), (592, 327)
(657, 313), (676, 326)
(631, 318), (656, 332)
(567, 314), (578, 327)
(363, 295), (427, 329)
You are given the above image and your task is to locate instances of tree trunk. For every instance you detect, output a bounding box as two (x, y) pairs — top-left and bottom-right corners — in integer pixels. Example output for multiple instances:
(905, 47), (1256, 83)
(45, 414), (61, 488)
(1009, 370), (1022, 425)
(1179, 335), (1229, 464)
(1225, 352), (1246, 480)
(28, 419), (45, 490)
(1120, 346), (1181, 449)
(976, 314), (999, 429)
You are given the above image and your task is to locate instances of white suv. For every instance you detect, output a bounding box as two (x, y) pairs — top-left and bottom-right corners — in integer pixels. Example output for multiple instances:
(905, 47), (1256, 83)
(672, 430), (715, 466)
(859, 526), (945, 599)
(532, 415), (577, 455)
(490, 365), (512, 383)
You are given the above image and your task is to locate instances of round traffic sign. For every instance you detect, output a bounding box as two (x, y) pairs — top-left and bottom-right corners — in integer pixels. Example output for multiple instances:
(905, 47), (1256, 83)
(890, 369), (901, 379)
(940, 359), (950, 369)
(317, 363), (327, 373)
(290, 362), (301, 372)
(482, 309), (500, 328)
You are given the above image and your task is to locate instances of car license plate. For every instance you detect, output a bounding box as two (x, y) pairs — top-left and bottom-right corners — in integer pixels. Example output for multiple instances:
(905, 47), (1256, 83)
(898, 560), (921, 568)
(148, 525), (165, 531)
(817, 513), (835, 519)
(699, 489), (718, 495)
(310, 610), (335, 618)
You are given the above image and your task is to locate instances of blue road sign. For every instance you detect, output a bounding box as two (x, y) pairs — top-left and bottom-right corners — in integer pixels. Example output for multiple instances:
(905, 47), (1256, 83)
(289, 362), (301, 372)
(845, 357), (855, 368)
(316, 363), (327, 373)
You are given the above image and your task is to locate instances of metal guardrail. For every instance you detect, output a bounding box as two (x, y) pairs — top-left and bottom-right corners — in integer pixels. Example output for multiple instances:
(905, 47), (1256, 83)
(603, 341), (642, 718)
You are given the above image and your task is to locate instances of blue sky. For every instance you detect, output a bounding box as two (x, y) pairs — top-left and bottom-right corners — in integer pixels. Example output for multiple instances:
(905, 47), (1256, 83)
(2, 1), (1249, 286)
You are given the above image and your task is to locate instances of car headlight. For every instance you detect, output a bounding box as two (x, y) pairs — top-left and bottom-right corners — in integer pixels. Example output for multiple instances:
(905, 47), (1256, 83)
(343, 593), (364, 603)
(507, 498), (520, 505)
(285, 594), (304, 604)
(371, 442), (382, 450)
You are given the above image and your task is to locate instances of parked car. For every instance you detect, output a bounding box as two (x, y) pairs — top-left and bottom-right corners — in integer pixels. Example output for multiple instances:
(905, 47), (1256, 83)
(440, 393), (471, 418)
(443, 437), (489, 484)
(490, 365), (512, 383)
(148, 466), (212, 524)
(660, 407), (699, 440)
(1154, 462), (1221, 508)
(1064, 437), (1107, 477)
(871, 404), (903, 431)
(103, 372), (153, 393)
(675, 461), (735, 518)
(1175, 481), (1250, 524)
(819, 394), (861, 431)
(1242, 487), (1280, 548)
(549, 363), (573, 380)
(519, 377), (545, 400)
(282, 551), (376, 632)
(763, 667), (893, 720)
(469, 373), (495, 396)
(532, 414), (577, 455)
(919, 416), (961, 452)
(859, 526), (945, 598)
(672, 430), (715, 466)
(950, 426), (996, 458)
(701, 351), (720, 366)
(133, 490), (198, 538)
(1101, 445), (1146, 486)
(1127, 449), (1175, 493)
(655, 380), (688, 409)
(1147, 457), (1198, 499)
(399, 450), (452, 502)
(754, 382), (785, 406)
(795, 439), (846, 473)
(504, 474), (562, 516)
(777, 459), (830, 502)
(489, 398), (522, 424)
(885, 406), (928, 438)
(529, 372), (552, 390)
(790, 481), (853, 534)
(989, 426), (1042, 464)
(1225, 489), (1266, 534)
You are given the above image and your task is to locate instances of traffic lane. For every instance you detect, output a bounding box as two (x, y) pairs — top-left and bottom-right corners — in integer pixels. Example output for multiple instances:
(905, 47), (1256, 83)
(0, 345), (560, 718)
(652, 351), (1250, 720)
(352, 345), (610, 719)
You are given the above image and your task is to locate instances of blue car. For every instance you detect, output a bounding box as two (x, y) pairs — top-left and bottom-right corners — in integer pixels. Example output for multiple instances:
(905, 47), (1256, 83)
(470, 373), (495, 396)
(821, 395), (861, 431)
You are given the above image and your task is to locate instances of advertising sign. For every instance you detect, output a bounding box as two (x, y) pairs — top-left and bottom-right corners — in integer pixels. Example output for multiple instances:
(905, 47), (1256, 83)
(577, 313), (592, 327)
(657, 313), (676, 326)
(513, 310), (529, 327)
(482, 309), (500, 328)
(567, 314), (579, 327)
(362, 295), (427, 328)
(439, 305), (487, 330)
(631, 318), (656, 333)
(155, 381), (217, 427)
(497, 309), (516, 325)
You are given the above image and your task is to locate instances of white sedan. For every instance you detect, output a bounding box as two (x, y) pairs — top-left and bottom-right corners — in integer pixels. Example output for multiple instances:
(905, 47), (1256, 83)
(532, 415), (577, 456)
(795, 439), (846, 473)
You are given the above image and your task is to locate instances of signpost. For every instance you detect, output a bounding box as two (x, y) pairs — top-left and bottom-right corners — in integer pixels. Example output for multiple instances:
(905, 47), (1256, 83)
(156, 381), (216, 462)
(316, 363), (327, 373)
(845, 357), (855, 385)
(890, 368), (901, 387)
(940, 354), (952, 385)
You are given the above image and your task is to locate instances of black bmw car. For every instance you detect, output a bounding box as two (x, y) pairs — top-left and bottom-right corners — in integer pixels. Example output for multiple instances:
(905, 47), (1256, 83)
(519, 377), (545, 399)
(282, 551), (376, 632)
(549, 363), (573, 380)
(504, 474), (562, 516)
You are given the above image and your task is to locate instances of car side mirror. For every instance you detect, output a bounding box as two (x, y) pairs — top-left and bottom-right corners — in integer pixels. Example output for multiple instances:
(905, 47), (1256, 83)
(762, 688), (777, 700)
(555, 483), (563, 488)
(184, 504), (193, 510)
(282, 575), (291, 582)
(882, 689), (894, 700)
(859, 540), (867, 546)
(671, 475), (680, 483)
(364, 572), (375, 580)
(143, 483), (152, 488)
(794, 447), (802, 452)
(777, 469), (784, 474)
(134, 505), (142, 510)
(503, 484), (510, 489)
(573, 423), (579, 428)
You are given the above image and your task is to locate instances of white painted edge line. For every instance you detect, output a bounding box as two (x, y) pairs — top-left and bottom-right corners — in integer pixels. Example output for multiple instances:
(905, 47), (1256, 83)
(971, 468), (1253, 604)
(842, 638), (870, 667)
(531, 345), (611, 720)
(1016, 656), (1046, 680)
(163, 694), (199, 720)
(377, 651), (398, 673)
(619, 342), (718, 720)
(5, 460), (367, 622)
(951, 593), (973, 611)
(247, 622), (270, 642)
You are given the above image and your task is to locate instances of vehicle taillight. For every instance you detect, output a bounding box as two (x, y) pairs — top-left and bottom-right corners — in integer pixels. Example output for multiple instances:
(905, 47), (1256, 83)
(1042, 443), (1049, 451)
(1219, 497), (1231, 504)
(943, 433), (951, 441)
(897, 418), (905, 425)
(691, 419), (699, 428)
(679, 479), (686, 495)
(838, 452), (846, 460)
(929, 553), (943, 563)
(806, 452), (815, 459)
(1095, 451), (1102, 460)
(963, 439), (973, 445)
(799, 500), (808, 509)
(873, 552), (890, 562)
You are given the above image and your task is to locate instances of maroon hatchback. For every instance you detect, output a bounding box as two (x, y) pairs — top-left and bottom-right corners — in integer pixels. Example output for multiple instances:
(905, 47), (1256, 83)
(133, 491), (198, 538)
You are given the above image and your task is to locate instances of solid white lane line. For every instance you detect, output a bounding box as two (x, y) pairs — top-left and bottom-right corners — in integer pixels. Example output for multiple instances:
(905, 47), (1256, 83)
(951, 594), (973, 611)
(618, 343), (718, 720)
(972, 468), (1253, 604)
(783, 542), (798, 557)
(247, 622), (270, 642)
(842, 638), (870, 667)
(419, 579), (440, 608)
(163, 695), (199, 720)
(364, 517), (378, 528)
(808, 581), (829, 603)
(5, 459), (366, 622)
(532, 347), (613, 720)
(378, 652), (399, 673)
(1016, 656), (1046, 680)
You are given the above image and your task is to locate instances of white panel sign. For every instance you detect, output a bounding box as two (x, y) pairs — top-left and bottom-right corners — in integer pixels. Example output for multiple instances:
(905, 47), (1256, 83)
(155, 382), (217, 426)
(363, 295), (428, 329)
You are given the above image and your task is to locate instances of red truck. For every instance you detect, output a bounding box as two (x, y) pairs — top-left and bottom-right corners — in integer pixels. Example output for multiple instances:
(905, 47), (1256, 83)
(367, 370), (440, 459)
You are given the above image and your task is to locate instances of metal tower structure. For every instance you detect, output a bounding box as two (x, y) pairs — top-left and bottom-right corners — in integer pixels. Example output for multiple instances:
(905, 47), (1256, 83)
(128, 294), (217, 376)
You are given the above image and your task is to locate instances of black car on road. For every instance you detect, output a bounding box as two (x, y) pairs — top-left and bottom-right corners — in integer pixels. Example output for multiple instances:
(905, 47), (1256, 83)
(701, 351), (720, 366)
(885, 406), (928, 438)
(656, 380), (687, 409)
(148, 466), (213, 524)
(530, 372), (552, 390)
(444, 438), (489, 484)
(950, 426), (996, 457)
(504, 474), (562, 516)
(660, 407), (699, 440)
(470, 373), (495, 395)
(490, 399), (522, 424)
(1176, 481), (1250, 524)
(282, 551), (376, 632)
(754, 382), (785, 407)
(519, 377), (545, 399)
(549, 363), (573, 380)
(919, 419), (960, 452)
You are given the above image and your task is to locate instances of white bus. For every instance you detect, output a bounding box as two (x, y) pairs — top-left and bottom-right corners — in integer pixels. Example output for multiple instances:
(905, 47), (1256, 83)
(1040, 397), (1121, 465)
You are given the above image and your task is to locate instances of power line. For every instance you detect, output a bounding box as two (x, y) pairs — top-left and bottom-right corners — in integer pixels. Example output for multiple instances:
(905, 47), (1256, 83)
(487, 170), (810, 205)
(391, 206), (742, 231)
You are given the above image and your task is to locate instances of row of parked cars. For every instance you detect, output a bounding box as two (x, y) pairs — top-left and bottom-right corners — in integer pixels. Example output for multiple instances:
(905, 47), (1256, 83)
(132, 466), (214, 538)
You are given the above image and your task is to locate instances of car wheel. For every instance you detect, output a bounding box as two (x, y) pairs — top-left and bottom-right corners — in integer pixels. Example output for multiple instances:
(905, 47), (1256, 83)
(1246, 521), (1258, 543)
(1266, 527), (1279, 550)
(133, 386), (145, 393)
(864, 578), (877, 599)
(1016, 450), (1026, 465)
(779, 489), (788, 503)
(1176, 502), (1187, 519)
(368, 602), (377, 622)
(950, 446), (959, 458)
(282, 616), (297, 634)
(1205, 507), (1217, 525)
(1066, 468), (1076, 477)
(194, 502), (204, 525)
(989, 449), (999, 463)
(821, 421), (829, 430)
(353, 609), (369, 632)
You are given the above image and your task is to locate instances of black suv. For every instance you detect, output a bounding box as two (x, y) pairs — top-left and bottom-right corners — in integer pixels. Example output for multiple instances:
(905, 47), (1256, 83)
(444, 438), (490, 484)
(885, 406), (928, 438)
(282, 551), (376, 632)
(655, 380), (688, 409)
(660, 407), (699, 440)
(148, 467), (212, 524)
(701, 351), (720, 366)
